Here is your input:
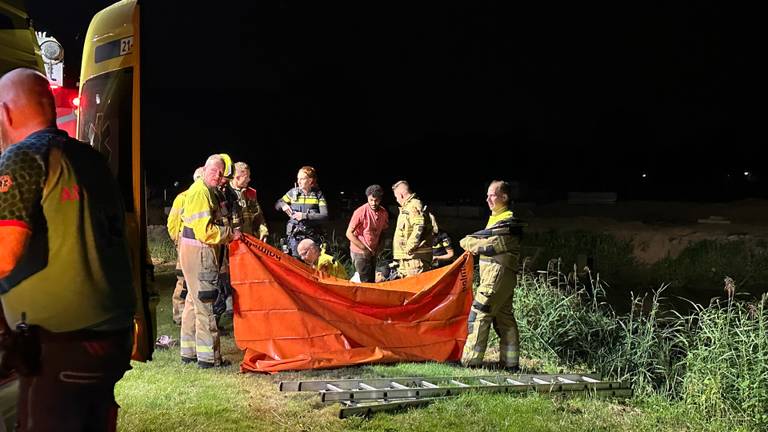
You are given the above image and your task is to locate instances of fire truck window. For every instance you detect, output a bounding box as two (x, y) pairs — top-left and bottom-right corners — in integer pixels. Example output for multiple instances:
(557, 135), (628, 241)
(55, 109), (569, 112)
(78, 67), (134, 211)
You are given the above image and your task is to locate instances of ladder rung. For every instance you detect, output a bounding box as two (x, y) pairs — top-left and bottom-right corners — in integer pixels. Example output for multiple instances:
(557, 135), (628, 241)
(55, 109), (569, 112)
(557, 377), (577, 384)
(420, 381), (438, 388)
(449, 379), (469, 387)
(326, 383), (343, 392)
(359, 383), (377, 391)
(280, 374), (607, 392)
(479, 379), (496, 386)
(532, 378), (554, 384)
(390, 381), (409, 389)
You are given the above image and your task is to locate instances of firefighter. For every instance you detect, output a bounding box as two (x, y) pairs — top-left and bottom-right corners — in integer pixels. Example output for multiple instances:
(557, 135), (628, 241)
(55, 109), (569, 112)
(167, 167), (204, 325)
(297, 238), (348, 279)
(179, 154), (240, 368)
(0, 69), (135, 430)
(275, 166), (328, 256)
(231, 161), (268, 240)
(213, 153), (240, 329)
(391, 180), (433, 278)
(459, 180), (523, 372)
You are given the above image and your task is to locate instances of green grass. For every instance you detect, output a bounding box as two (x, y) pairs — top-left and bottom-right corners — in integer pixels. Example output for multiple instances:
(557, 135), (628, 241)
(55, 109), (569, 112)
(132, 237), (765, 431)
(148, 233), (177, 264)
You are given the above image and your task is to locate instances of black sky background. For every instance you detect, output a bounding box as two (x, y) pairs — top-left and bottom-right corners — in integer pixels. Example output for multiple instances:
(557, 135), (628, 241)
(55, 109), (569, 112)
(26, 1), (763, 207)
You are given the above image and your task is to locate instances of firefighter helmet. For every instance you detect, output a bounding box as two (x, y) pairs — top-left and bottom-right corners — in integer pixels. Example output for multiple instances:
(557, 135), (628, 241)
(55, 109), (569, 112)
(220, 153), (234, 179)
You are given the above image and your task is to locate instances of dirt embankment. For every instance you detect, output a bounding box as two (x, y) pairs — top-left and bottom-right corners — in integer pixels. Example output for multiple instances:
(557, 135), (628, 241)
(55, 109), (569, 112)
(516, 199), (768, 264)
(147, 198), (768, 266)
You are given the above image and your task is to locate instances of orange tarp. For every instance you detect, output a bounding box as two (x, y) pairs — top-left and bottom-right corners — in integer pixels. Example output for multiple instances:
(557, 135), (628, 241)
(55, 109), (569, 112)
(229, 236), (474, 373)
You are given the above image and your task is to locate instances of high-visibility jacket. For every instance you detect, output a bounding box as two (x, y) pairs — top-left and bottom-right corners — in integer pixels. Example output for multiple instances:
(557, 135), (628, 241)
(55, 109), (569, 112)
(275, 186), (328, 237)
(317, 252), (348, 279)
(180, 179), (232, 246)
(166, 190), (187, 242)
(393, 194), (433, 260)
(459, 209), (521, 270)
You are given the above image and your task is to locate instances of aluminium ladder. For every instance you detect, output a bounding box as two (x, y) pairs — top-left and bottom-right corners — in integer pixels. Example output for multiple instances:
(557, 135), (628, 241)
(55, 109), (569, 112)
(279, 374), (632, 418)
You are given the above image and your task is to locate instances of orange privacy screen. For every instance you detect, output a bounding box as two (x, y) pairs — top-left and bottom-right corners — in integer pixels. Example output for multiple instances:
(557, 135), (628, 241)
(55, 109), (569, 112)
(229, 235), (474, 373)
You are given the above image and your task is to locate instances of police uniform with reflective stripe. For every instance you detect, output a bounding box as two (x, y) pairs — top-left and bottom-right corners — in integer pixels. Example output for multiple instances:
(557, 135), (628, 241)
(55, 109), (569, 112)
(178, 178), (232, 367)
(459, 208), (521, 368)
(275, 186), (328, 255)
(393, 194), (433, 277)
(432, 231), (454, 268)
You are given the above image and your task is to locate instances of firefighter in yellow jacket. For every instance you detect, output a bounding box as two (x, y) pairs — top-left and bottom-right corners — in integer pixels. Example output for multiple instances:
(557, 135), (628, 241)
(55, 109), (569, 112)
(166, 167), (204, 324)
(178, 155), (240, 368)
(231, 162), (268, 240)
(459, 180), (522, 371)
(391, 180), (433, 278)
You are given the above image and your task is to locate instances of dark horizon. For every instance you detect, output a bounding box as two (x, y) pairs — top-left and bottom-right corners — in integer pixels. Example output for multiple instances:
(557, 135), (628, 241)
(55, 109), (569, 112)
(26, 1), (763, 205)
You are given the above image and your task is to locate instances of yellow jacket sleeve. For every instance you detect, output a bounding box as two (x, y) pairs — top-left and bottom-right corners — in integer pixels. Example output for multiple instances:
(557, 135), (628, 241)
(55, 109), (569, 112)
(166, 191), (186, 242)
(182, 181), (231, 245)
(405, 201), (426, 253)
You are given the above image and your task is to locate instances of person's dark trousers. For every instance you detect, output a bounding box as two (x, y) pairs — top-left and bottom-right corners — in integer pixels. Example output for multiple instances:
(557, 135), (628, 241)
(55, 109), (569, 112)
(352, 252), (376, 282)
(15, 327), (133, 432)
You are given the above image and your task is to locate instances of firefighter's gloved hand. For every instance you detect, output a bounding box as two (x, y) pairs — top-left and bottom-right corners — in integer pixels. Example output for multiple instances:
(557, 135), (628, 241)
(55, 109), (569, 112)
(292, 212), (305, 221)
(232, 229), (242, 241)
(459, 236), (480, 255)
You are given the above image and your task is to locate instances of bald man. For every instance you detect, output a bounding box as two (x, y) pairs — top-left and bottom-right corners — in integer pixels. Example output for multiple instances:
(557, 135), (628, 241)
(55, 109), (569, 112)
(0, 68), (135, 431)
(297, 238), (348, 279)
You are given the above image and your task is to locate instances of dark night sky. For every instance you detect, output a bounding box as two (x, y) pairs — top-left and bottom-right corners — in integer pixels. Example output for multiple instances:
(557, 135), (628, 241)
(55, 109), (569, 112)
(26, 1), (763, 206)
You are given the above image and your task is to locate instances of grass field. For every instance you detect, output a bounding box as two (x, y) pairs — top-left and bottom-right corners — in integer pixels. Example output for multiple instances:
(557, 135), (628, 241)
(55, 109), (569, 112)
(114, 262), (762, 432)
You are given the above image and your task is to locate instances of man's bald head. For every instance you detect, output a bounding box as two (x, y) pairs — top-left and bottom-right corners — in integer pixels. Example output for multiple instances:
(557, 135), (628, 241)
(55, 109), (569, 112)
(0, 68), (57, 151)
(296, 238), (320, 266)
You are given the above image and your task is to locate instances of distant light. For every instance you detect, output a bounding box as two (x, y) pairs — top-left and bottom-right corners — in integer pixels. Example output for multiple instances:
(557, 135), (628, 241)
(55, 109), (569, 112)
(340, 191), (345, 195)
(744, 171), (750, 176)
(72, 97), (80, 107)
(641, 173), (647, 178)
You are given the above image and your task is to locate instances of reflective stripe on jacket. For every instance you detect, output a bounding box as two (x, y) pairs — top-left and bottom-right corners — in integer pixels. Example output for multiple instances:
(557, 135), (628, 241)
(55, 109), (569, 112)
(393, 194), (433, 259)
(181, 179), (232, 245)
(167, 190), (187, 242)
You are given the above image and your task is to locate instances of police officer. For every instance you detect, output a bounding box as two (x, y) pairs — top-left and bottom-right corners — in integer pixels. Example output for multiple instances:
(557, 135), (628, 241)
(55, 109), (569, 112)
(391, 180), (433, 278)
(459, 180), (522, 372)
(0, 68), (135, 430)
(275, 166), (328, 256)
(178, 154), (240, 368)
(431, 213), (456, 268)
